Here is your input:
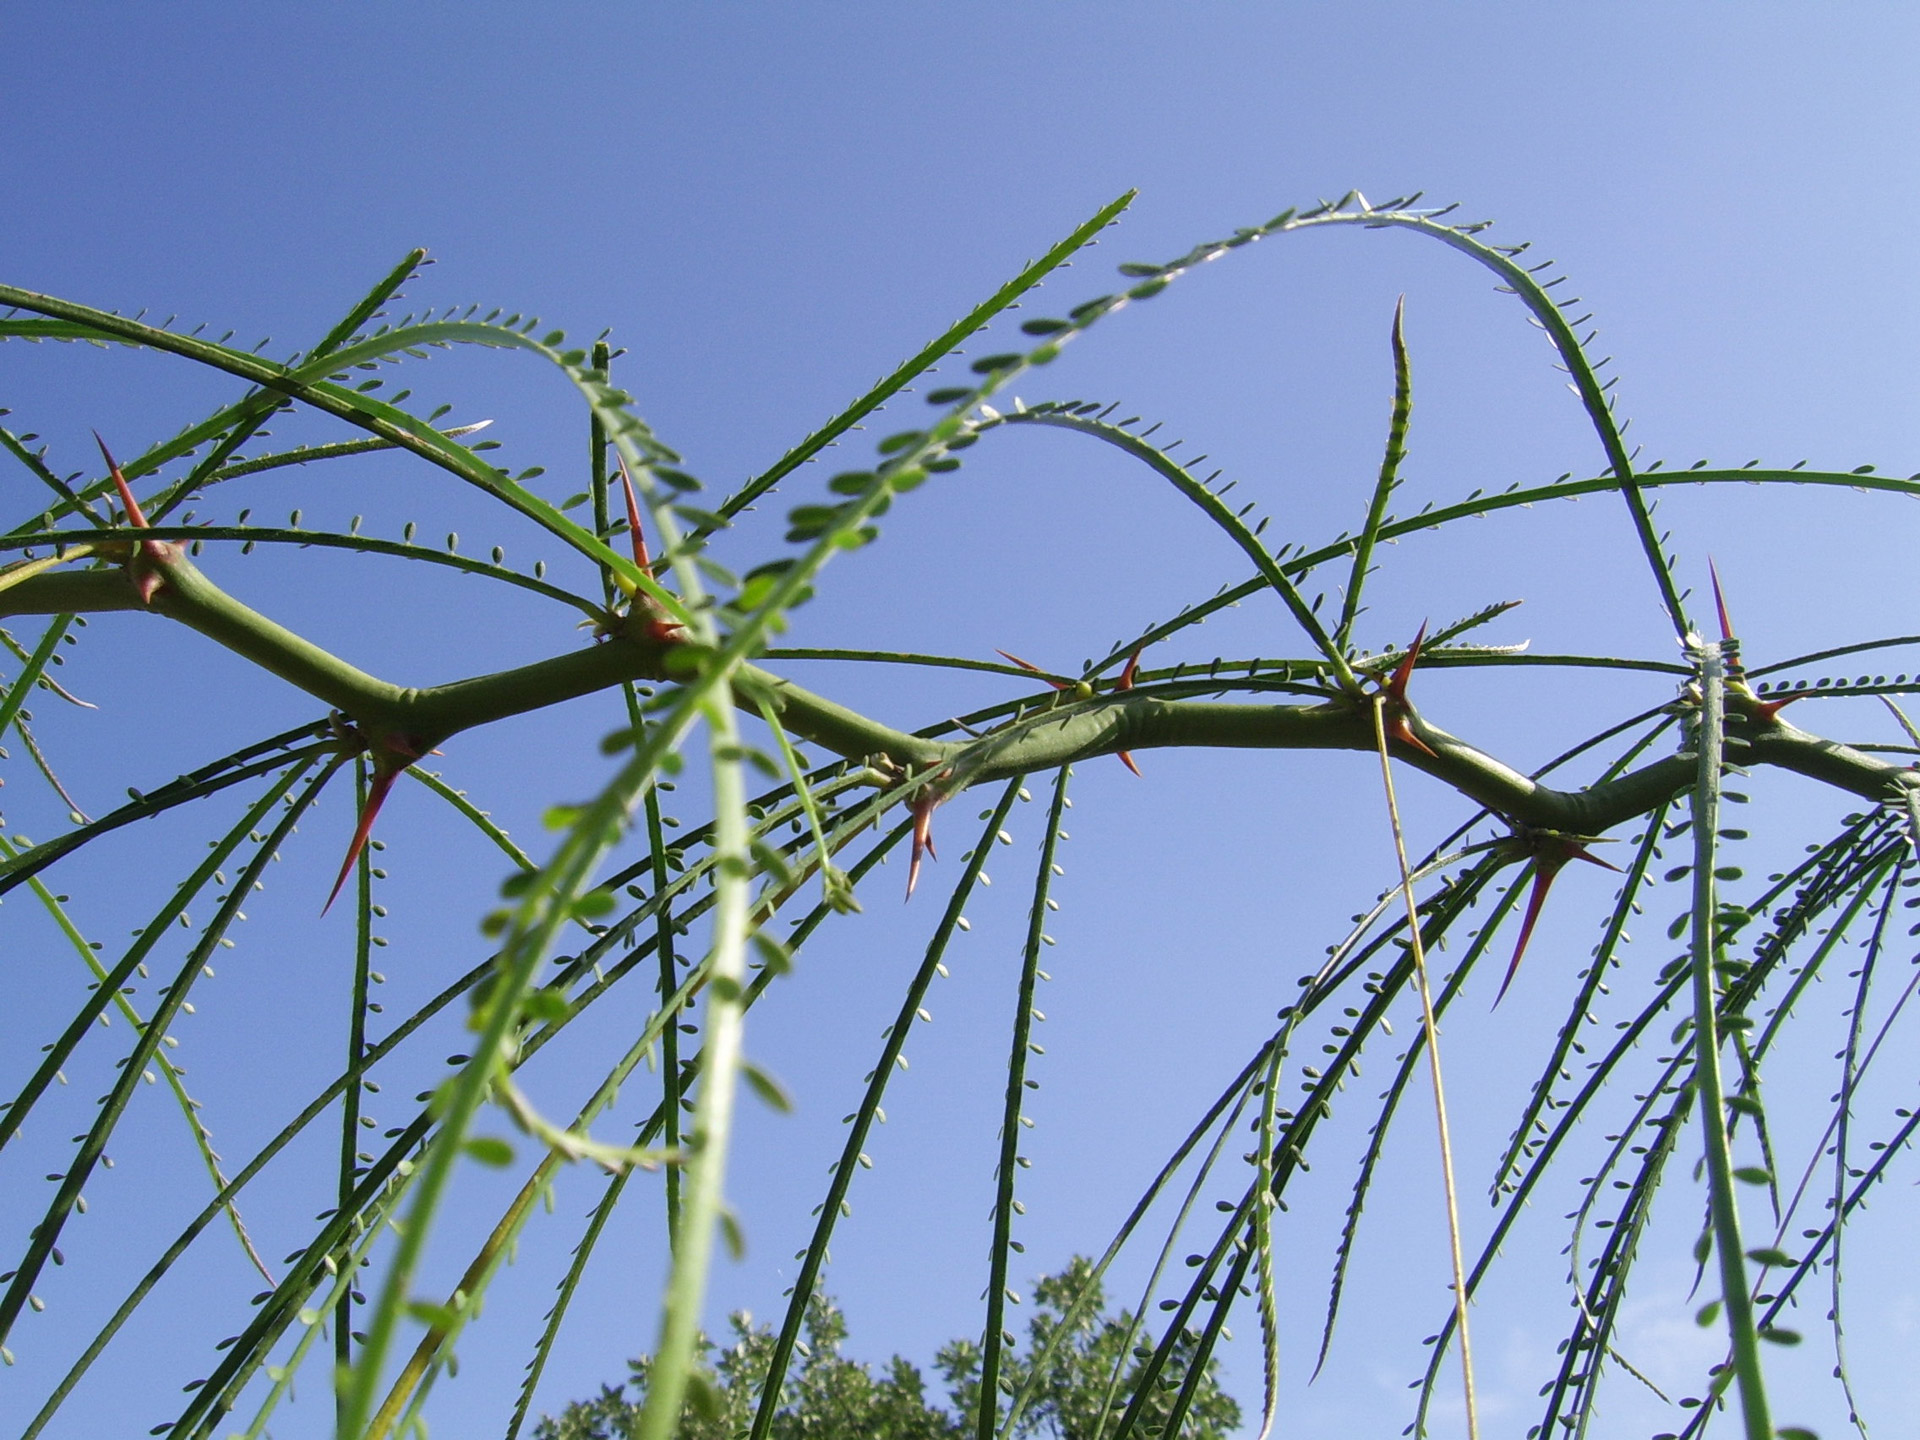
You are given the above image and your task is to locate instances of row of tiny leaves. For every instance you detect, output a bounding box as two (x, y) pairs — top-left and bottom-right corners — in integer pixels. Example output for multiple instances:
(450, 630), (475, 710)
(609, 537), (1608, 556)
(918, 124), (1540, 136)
(1317, 862), (1532, 1379)
(974, 767), (1073, 1440)
(499, 810), (912, 1440)
(971, 186), (1682, 636)
(998, 1022), (1285, 1440)
(0, 616), (80, 832)
(366, 762), (911, 1430)
(1505, 815), (1889, 1434)
(1101, 852), (1505, 1440)
(3, 521), (602, 618)
(970, 391), (1352, 688)
(0, 831), (273, 1297)
(0, 243), (425, 535)
(1523, 811), (1907, 1437)
(337, 761), (380, 1387)
(1490, 725), (1688, 1195)
(744, 781), (1024, 1440)
(699, 191), (1134, 539)
(0, 284), (684, 613)
(1809, 841), (1905, 1439)
(1063, 462), (1920, 687)
(0, 758), (327, 1364)
(1336, 296), (1414, 652)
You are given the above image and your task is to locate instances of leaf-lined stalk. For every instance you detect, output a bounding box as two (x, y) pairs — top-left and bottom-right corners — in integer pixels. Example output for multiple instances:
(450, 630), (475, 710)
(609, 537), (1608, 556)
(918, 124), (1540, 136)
(1688, 640), (1772, 1439)
(0, 756), (320, 1152)
(0, 757), (328, 1352)
(0, 835), (273, 1283)
(0, 731), (332, 896)
(999, 410), (1358, 691)
(0, 615), (66, 743)
(709, 191), (1134, 533)
(1337, 296), (1413, 650)
(234, 1133), (403, 1440)
(632, 689), (754, 1440)
(1826, 855), (1900, 1438)
(503, 817), (906, 1440)
(0, 522), (599, 614)
(1322, 856), (1521, 1380)
(999, 1041), (1276, 1440)
(749, 781), (1024, 1440)
(976, 766), (1071, 1440)
(149, 249), (429, 525)
(337, 759), (377, 1405)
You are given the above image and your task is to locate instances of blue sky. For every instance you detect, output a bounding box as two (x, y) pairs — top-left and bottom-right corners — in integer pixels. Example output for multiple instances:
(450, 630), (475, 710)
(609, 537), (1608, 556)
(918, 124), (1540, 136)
(3, 6), (1919, 1438)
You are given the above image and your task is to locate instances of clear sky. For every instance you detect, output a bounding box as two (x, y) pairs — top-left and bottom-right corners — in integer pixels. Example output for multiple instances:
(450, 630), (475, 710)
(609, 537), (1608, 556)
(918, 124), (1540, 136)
(3, 6), (1918, 1439)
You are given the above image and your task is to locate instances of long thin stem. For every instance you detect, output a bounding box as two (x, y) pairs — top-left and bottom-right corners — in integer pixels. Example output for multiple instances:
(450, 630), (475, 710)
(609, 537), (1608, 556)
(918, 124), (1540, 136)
(1371, 695), (1478, 1440)
(1689, 640), (1774, 1438)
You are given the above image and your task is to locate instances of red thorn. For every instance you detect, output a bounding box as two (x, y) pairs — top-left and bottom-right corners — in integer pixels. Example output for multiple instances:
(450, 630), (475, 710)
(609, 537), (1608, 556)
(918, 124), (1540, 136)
(93, 433), (150, 528)
(1755, 693), (1804, 724)
(1379, 623), (1438, 758)
(1496, 857), (1564, 1006)
(324, 735), (424, 914)
(1386, 711), (1439, 760)
(1385, 622), (1428, 708)
(1708, 558), (1735, 644)
(95, 432), (176, 603)
(616, 457), (653, 571)
(905, 789), (942, 901)
(996, 649), (1069, 691)
(1493, 838), (1621, 1005)
(325, 767), (398, 915)
(1116, 649), (1142, 776)
(1566, 842), (1623, 875)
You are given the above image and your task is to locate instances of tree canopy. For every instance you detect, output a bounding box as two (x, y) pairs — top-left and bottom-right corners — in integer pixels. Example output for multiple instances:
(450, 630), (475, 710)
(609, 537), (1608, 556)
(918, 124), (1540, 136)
(536, 1259), (1238, 1440)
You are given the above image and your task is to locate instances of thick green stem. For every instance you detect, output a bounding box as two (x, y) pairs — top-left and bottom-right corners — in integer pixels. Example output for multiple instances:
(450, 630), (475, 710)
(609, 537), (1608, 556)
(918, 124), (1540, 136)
(5, 560), (1916, 850)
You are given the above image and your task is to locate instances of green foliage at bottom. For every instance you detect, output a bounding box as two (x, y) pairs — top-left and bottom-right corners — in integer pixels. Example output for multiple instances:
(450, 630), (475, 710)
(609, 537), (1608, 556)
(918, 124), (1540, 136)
(534, 1259), (1239, 1440)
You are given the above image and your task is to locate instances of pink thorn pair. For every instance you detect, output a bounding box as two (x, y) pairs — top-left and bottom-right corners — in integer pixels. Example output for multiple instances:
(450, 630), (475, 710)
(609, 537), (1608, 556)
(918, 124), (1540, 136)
(995, 647), (1144, 776)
